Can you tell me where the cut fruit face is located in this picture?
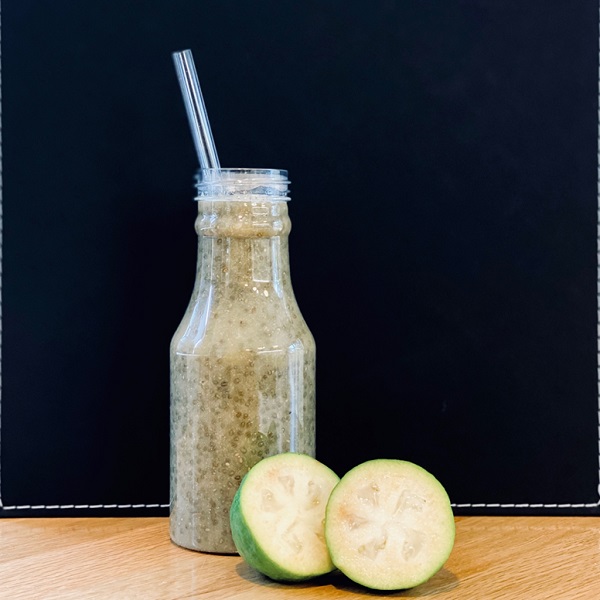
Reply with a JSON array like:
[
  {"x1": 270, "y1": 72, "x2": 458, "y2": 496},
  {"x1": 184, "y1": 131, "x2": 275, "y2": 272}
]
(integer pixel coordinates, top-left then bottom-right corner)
[
  {"x1": 230, "y1": 453, "x2": 340, "y2": 581},
  {"x1": 325, "y1": 459, "x2": 455, "y2": 590}
]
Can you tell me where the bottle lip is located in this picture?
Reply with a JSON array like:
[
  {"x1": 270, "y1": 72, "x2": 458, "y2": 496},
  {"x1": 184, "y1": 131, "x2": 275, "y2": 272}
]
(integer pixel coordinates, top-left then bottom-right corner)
[
  {"x1": 194, "y1": 167, "x2": 290, "y2": 201},
  {"x1": 197, "y1": 167, "x2": 289, "y2": 181}
]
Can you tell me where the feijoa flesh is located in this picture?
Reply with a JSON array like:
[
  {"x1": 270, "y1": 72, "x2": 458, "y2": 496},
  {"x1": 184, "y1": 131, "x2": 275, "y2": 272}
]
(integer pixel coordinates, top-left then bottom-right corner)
[{"x1": 325, "y1": 459, "x2": 455, "y2": 590}]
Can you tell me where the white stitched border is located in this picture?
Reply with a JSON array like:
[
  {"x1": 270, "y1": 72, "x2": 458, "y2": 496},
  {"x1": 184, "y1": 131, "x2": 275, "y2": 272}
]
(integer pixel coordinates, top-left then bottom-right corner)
[
  {"x1": 0, "y1": 1, "x2": 4, "y2": 510},
  {"x1": 0, "y1": 504, "x2": 170, "y2": 510},
  {"x1": 597, "y1": 0, "x2": 600, "y2": 506},
  {"x1": 0, "y1": 5, "x2": 598, "y2": 513}
]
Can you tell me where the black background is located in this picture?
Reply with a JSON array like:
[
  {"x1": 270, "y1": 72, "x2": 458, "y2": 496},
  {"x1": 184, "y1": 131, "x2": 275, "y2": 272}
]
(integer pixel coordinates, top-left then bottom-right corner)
[{"x1": 2, "y1": 0, "x2": 598, "y2": 516}]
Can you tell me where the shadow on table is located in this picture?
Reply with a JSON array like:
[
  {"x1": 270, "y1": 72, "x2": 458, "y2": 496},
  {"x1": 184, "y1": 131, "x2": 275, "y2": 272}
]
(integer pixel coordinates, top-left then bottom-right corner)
[{"x1": 235, "y1": 562, "x2": 459, "y2": 596}]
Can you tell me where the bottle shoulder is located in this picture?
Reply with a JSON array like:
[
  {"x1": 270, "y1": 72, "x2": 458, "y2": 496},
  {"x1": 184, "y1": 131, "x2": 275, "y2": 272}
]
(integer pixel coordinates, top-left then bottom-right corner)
[{"x1": 171, "y1": 290, "x2": 314, "y2": 356}]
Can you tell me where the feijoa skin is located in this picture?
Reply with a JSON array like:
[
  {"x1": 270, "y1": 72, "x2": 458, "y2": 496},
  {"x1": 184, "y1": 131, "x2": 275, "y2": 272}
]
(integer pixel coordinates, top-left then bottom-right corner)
[{"x1": 230, "y1": 453, "x2": 340, "y2": 581}]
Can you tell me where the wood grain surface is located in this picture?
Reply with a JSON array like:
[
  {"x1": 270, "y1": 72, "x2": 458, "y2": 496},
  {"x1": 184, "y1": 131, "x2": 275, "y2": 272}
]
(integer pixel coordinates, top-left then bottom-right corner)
[{"x1": 0, "y1": 517, "x2": 598, "y2": 599}]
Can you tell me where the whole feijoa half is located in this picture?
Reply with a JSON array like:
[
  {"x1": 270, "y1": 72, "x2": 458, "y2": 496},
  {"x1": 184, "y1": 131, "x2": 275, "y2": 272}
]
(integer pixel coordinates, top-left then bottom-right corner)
[
  {"x1": 325, "y1": 459, "x2": 455, "y2": 590},
  {"x1": 230, "y1": 452, "x2": 340, "y2": 581}
]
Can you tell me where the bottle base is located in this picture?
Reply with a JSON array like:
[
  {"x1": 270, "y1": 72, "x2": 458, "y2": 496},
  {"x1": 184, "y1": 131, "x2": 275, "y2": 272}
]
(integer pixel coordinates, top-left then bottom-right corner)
[{"x1": 170, "y1": 535, "x2": 239, "y2": 555}]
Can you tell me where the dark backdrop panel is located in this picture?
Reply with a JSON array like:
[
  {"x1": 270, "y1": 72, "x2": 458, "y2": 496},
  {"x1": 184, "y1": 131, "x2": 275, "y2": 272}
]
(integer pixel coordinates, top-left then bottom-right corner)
[{"x1": 2, "y1": 0, "x2": 598, "y2": 516}]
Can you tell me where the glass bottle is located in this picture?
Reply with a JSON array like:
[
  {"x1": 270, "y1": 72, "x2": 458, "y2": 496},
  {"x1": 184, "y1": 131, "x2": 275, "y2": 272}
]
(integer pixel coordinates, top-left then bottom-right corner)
[{"x1": 170, "y1": 168, "x2": 316, "y2": 553}]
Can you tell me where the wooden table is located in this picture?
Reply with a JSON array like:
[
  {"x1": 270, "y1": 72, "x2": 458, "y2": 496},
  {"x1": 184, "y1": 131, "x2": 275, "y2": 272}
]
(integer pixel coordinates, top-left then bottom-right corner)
[{"x1": 0, "y1": 516, "x2": 598, "y2": 599}]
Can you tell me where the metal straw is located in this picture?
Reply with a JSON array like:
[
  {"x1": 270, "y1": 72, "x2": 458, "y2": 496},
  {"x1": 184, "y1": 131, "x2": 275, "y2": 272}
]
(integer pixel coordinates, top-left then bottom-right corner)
[{"x1": 172, "y1": 49, "x2": 221, "y2": 170}]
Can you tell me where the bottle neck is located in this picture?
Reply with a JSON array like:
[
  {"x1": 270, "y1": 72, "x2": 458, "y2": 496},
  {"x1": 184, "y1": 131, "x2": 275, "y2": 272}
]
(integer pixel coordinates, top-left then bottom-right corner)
[
  {"x1": 195, "y1": 199, "x2": 291, "y2": 238},
  {"x1": 194, "y1": 200, "x2": 293, "y2": 292}
]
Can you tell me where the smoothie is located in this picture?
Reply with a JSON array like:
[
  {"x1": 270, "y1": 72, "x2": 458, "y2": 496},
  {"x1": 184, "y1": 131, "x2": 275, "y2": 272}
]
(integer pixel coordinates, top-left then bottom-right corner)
[{"x1": 170, "y1": 172, "x2": 316, "y2": 553}]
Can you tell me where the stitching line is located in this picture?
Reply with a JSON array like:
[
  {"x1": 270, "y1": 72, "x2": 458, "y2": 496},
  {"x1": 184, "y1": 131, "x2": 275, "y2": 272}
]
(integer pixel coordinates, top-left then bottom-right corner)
[
  {"x1": 597, "y1": 0, "x2": 600, "y2": 505},
  {"x1": 0, "y1": 1, "x2": 3, "y2": 510},
  {"x1": 0, "y1": 6, "x2": 599, "y2": 513},
  {"x1": 0, "y1": 504, "x2": 170, "y2": 510},
  {"x1": 452, "y1": 502, "x2": 600, "y2": 509}
]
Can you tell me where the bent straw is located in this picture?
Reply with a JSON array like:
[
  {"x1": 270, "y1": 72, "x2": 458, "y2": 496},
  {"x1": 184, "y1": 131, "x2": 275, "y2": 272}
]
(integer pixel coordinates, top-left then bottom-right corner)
[{"x1": 172, "y1": 49, "x2": 221, "y2": 171}]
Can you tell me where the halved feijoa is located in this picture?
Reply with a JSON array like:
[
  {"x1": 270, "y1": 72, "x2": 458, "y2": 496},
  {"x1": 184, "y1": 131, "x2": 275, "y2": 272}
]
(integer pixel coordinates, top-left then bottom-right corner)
[
  {"x1": 325, "y1": 459, "x2": 455, "y2": 590},
  {"x1": 230, "y1": 453, "x2": 340, "y2": 581}
]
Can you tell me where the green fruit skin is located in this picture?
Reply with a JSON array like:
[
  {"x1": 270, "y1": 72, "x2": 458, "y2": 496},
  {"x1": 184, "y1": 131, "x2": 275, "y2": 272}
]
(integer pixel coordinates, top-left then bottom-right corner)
[{"x1": 229, "y1": 468, "x2": 321, "y2": 582}]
